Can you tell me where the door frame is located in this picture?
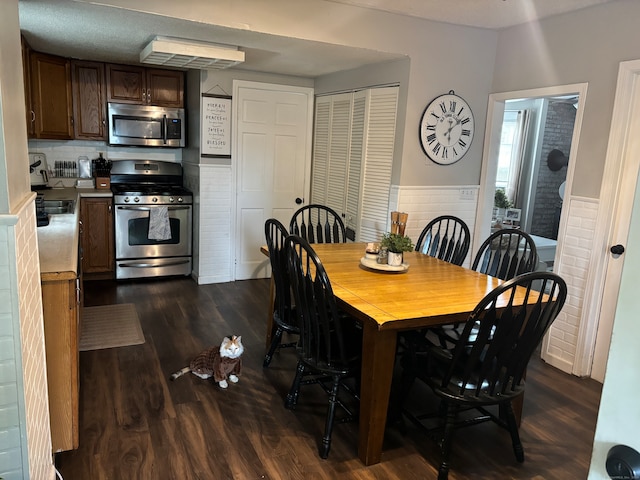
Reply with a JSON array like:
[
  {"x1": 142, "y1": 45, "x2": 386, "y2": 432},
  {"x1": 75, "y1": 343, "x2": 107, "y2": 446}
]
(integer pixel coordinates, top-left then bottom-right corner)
[
  {"x1": 231, "y1": 80, "x2": 314, "y2": 280},
  {"x1": 476, "y1": 82, "x2": 589, "y2": 372},
  {"x1": 475, "y1": 83, "x2": 587, "y2": 255},
  {"x1": 575, "y1": 59, "x2": 640, "y2": 380}
]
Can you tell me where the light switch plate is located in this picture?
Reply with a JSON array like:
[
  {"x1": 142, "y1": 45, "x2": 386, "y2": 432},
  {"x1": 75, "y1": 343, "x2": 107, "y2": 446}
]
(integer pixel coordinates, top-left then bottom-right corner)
[{"x1": 459, "y1": 188, "x2": 476, "y2": 200}]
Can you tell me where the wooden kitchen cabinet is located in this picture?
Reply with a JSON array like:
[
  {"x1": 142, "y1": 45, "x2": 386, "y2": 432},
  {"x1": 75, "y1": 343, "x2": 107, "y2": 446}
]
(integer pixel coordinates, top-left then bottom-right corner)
[
  {"x1": 71, "y1": 60, "x2": 107, "y2": 140},
  {"x1": 42, "y1": 274, "x2": 81, "y2": 453},
  {"x1": 106, "y1": 63, "x2": 184, "y2": 107},
  {"x1": 146, "y1": 68, "x2": 184, "y2": 107},
  {"x1": 80, "y1": 197, "x2": 114, "y2": 279},
  {"x1": 29, "y1": 51, "x2": 74, "y2": 139}
]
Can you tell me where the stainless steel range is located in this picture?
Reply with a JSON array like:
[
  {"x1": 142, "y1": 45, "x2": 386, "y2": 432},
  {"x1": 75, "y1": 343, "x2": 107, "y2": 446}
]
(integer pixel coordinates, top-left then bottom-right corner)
[{"x1": 111, "y1": 159, "x2": 192, "y2": 280}]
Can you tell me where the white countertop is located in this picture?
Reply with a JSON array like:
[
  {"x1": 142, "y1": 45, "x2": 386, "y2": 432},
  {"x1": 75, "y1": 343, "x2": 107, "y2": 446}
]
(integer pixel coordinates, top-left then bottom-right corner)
[
  {"x1": 529, "y1": 234, "x2": 557, "y2": 264},
  {"x1": 37, "y1": 187, "x2": 112, "y2": 279}
]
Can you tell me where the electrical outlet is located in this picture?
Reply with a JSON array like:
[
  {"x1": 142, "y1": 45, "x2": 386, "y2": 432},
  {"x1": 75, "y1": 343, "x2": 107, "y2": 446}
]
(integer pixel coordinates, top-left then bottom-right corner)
[{"x1": 459, "y1": 188, "x2": 476, "y2": 200}]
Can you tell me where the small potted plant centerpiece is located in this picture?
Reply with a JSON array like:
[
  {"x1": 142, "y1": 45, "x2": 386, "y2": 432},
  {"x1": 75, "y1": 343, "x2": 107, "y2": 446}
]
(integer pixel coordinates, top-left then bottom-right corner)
[{"x1": 380, "y1": 232, "x2": 414, "y2": 266}]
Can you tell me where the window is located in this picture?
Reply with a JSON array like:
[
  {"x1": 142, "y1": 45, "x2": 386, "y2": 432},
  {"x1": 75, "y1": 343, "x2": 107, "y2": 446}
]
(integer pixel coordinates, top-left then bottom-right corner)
[{"x1": 496, "y1": 109, "x2": 530, "y2": 205}]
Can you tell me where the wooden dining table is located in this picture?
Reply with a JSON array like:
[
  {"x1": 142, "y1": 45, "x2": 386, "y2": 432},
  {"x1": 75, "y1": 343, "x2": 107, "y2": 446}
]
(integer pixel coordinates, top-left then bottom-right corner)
[{"x1": 261, "y1": 242, "x2": 513, "y2": 466}]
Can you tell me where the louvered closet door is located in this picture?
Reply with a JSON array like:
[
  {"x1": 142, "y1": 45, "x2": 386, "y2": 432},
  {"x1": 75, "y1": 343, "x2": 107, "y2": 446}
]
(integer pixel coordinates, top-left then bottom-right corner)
[
  {"x1": 345, "y1": 93, "x2": 365, "y2": 238},
  {"x1": 311, "y1": 93, "x2": 352, "y2": 216},
  {"x1": 311, "y1": 97, "x2": 330, "y2": 205},
  {"x1": 310, "y1": 86, "x2": 398, "y2": 242},
  {"x1": 358, "y1": 86, "x2": 399, "y2": 242}
]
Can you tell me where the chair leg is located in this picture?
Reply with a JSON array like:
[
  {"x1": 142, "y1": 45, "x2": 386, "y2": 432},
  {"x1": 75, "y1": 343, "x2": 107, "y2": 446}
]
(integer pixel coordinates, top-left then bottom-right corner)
[
  {"x1": 437, "y1": 403, "x2": 457, "y2": 480},
  {"x1": 263, "y1": 325, "x2": 284, "y2": 367},
  {"x1": 320, "y1": 375, "x2": 340, "y2": 459},
  {"x1": 285, "y1": 361, "x2": 305, "y2": 410},
  {"x1": 503, "y1": 401, "x2": 525, "y2": 462}
]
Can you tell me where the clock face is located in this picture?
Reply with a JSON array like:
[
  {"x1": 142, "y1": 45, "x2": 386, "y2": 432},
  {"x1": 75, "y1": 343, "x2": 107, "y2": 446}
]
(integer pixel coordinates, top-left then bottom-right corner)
[{"x1": 419, "y1": 93, "x2": 474, "y2": 165}]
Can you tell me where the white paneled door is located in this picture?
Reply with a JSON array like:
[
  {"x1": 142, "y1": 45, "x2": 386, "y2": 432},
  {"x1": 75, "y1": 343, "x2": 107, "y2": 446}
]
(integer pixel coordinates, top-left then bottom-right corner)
[
  {"x1": 587, "y1": 60, "x2": 640, "y2": 382},
  {"x1": 233, "y1": 81, "x2": 313, "y2": 280}
]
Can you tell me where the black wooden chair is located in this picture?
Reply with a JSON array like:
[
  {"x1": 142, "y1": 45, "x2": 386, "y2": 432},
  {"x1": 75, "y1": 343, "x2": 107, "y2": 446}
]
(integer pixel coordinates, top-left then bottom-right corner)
[
  {"x1": 414, "y1": 215, "x2": 470, "y2": 266},
  {"x1": 398, "y1": 271, "x2": 567, "y2": 480},
  {"x1": 289, "y1": 204, "x2": 347, "y2": 243},
  {"x1": 430, "y1": 228, "x2": 540, "y2": 348},
  {"x1": 263, "y1": 219, "x2": 300, "y2": 367},
  {"x1": 398, "y1": 216, "x2": 471, "y2": 355},
  {"x1": 472, "y1": 228, "x2": 538, "y2": 280},
  {"x1": 284, "y1": 234, "x2": 361, "y2": 459}
]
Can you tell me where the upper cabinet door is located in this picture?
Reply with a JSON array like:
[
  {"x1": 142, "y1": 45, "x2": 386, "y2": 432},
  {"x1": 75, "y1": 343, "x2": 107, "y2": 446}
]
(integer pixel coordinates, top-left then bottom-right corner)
[
  {"x1": 106, "y1": 64, "x2": 145, "y2": 104},
  {"x1": 106, "y1": 64, "x2": 184, "y2": 107},
  {"x1": 146, "y1": 69, "x2": 184, "y2": 107},
  {"x1": 30, "y1": 52, "x2": 73, "y2": 140},
  {"x1": 72, "y1": 60, "x2": 106, "y2": 140}
]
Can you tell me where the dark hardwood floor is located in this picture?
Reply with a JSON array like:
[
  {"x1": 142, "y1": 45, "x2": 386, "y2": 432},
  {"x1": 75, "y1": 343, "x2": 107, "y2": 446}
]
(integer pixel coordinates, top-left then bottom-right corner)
[{"x1": 56, "y1": 276, "x2": 602, "y2": 479}]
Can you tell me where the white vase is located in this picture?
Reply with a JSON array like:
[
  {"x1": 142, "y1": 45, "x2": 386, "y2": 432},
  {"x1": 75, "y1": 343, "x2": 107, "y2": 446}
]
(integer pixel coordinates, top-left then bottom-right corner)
[{"x1": 388, "y1": 252, "x2": 403, "y2": 266}]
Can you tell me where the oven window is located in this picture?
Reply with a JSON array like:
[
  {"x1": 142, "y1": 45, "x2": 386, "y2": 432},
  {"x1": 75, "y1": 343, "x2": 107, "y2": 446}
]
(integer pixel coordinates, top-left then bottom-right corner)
[
  {"x1": 113, "y1": 116, "x2": 163, "y2": 140},
  {"x1": 128, "y1": 217, "x2": 181, "y2": 245}
]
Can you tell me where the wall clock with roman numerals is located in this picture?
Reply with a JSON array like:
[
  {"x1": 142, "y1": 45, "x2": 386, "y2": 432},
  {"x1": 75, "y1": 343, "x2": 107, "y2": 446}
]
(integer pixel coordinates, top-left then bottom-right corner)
[{"x1": 419, "y1": 91, "x2": 474, "y2": 165}]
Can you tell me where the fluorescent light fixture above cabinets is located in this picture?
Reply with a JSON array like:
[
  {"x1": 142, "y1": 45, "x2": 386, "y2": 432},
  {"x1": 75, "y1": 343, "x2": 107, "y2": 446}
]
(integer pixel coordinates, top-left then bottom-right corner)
[{"x1": 140, "y1": 36, "x2": 245, "y2": 69}]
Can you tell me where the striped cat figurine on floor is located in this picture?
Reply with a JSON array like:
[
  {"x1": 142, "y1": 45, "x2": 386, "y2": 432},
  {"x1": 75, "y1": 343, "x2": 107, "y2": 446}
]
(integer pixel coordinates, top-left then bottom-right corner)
[{"x1": 170, "y1": 335, "x2": 244, "y2": 388}]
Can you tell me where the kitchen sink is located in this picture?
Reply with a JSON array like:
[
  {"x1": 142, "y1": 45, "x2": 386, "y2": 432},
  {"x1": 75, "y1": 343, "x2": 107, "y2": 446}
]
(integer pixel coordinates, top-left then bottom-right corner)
[{"x1": 42, "y1": 199, "x2": 75, "y2": 215}]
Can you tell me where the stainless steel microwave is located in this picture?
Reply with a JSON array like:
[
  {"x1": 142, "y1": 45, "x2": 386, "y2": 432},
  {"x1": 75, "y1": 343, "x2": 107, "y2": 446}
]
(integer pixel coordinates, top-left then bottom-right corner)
[{"x1": 107, "y1": 103, "x2": 185, "y2": 147}]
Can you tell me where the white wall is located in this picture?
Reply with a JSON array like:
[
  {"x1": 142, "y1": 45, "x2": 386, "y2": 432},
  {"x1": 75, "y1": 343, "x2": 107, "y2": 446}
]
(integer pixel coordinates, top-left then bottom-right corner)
[
  {"x1": 493, "y1": 0, "x2": 640, "y2": 200},
  {"x1": 80, "y1": 0, "x2": 499, "y2": 188}
]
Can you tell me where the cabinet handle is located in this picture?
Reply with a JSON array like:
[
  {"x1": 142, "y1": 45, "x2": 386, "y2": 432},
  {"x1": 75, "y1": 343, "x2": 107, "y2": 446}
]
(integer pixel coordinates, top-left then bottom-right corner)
[
  {"x1": 75, "y1": 278, "x2": 81, "y2": 305},
  {"x1": 30, "y1": 110, "x2": 35, "y2": 123}
]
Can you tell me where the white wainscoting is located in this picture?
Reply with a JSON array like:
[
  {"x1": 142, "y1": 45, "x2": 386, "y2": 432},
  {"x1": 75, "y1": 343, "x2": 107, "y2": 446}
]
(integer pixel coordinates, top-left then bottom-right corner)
[
  {"x1": 1, "y1": 198, "x2": 55, "y2": 480},
  {"x1": 185, "y1": 163, "x2": 233, "y2": 284},
  {"x1": 389, "y1": 185, "x2": 479, "y2": 268},
  {"x1": 541, "y1": 196, "x2": 598, "y2": 373}
]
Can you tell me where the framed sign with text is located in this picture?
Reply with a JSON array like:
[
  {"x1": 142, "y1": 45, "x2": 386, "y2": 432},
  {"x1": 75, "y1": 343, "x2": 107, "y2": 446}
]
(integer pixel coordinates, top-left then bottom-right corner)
[{"x1": 201, "y1": 94, "x2": 232, "y2": 157}]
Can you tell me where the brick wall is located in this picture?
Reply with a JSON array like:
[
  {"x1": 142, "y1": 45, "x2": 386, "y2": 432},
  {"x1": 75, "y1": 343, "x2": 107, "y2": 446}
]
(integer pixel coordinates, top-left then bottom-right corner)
[
  {"x1": 1, "y1": 202, "x2": 55, "y2": 480},
  {"x1": 530, "y1": 101, "x2": 575, "y2": 239},
  {"x1": 185, "y1": 163, "x2": 233, "y2": 284},
  {"x1": 541, "y1": 197, "x2": 598, "y2": 373}
]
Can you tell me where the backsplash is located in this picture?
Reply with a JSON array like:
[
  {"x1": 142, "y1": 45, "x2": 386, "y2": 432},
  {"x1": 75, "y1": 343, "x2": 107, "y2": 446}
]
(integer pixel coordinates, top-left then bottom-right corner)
[{"x1": 27, "y1": 139, "x2": 183, "y2": 187}]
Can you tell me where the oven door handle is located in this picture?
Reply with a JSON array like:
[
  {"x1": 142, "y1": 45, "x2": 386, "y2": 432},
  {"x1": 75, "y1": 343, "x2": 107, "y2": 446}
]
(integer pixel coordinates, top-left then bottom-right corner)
[
  {"x1": 118, "y1": 259, "x2": 191, "y2": 268},
  {"x1": 116, "y1": 205, "x2": 191, "y2": 211}
]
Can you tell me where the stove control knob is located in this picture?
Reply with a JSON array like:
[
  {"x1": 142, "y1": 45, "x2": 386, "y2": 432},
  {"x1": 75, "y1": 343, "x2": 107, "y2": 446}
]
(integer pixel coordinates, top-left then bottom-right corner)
[
  {"x1": 124, "y1": 197, "x2": 130, "y2": 203},
  {"x1": 152, "y1": 197, "x2": 158, "y2": 203},
  {"x1": 134, "y1": 197, "x2": 139, "y2": 203},
  {"x1": 169, "y1": 197, "x2": 175, "y2": 203},
  {"x1": 178, "y1": 197, "x2": 184, "y2": 203}
]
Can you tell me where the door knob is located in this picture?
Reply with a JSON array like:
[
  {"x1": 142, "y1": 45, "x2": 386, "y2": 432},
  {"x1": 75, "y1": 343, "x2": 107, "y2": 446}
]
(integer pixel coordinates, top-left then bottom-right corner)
[
  {"x1": 295, "y1": 197, "x2": 303, "y2": 205},
  {"x1": 610, "y1": 244, "x2": 625, "y2": 255}
]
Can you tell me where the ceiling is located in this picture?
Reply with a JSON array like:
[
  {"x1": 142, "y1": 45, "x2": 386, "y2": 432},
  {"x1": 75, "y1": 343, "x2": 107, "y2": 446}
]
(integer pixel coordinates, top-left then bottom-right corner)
[
  {"x1": 18, "y1": 0, "x2": 618, "y2": 78},
  {"x1": 329, "y1": 0, "x2": 616, "y2": 29}
]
